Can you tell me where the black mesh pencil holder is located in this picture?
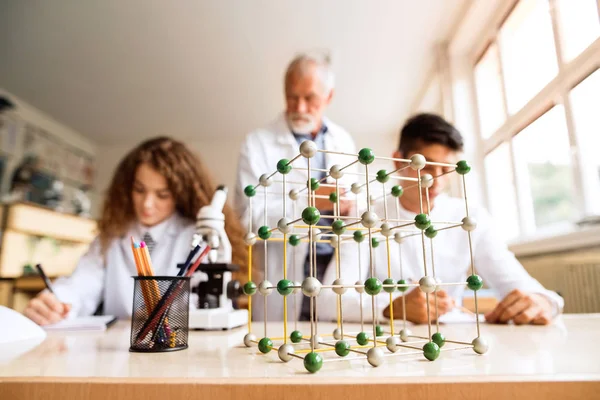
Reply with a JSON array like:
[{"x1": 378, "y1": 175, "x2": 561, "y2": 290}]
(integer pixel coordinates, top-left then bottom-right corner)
[{"x1": 129, "y1": 276, "x2": 190, "y2": 353}]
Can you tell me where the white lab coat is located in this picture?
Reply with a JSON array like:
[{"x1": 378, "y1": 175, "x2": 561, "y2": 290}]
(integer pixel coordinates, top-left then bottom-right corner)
[
  {"x1": 52, "y1": 213, "x2": 196, "y2": 318},
  {"x1": 235, "y1": 113, "x2": 359, "y2": 321},
  {"x1": 327, "y1": 193, "x2": 565, "y2": 322}
]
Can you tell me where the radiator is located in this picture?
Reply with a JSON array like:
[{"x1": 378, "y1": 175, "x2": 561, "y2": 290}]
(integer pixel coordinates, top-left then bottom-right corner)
[{"x1": 519, "y1": 250, "x2": 600, "y2": 314}]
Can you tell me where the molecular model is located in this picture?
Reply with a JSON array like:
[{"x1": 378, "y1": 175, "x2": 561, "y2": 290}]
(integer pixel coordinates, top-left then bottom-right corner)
[{"x1": 240, "y1": 140, "x2": 488, "y2": 373}]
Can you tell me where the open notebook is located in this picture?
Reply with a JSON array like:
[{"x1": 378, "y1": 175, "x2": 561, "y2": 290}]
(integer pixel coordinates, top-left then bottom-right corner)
[{"x1": 43, "y1": 315, "x2": 118, "y2": 331}]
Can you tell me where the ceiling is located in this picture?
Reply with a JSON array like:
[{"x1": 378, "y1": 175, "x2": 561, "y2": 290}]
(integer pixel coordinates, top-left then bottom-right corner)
[{"x1": 0, "y1": 0, "x2": 468, "y2": 145}]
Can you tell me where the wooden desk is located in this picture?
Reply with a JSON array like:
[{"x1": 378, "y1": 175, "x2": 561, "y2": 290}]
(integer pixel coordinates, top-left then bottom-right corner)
[{"x1": 1, "y1": 315, "x2": 599, "y2": 399}]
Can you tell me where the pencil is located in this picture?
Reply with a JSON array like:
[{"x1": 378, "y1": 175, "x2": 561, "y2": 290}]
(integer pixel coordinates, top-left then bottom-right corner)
[
  {"x1": 139, "y1": 241, "x2": 162, "y2": 306},
  {"x1": 131, "y1": 237, "x2": 154, "y2": 315},
  {"x1": 135, "y1": 245, "x2": 211, "y2": 344}
]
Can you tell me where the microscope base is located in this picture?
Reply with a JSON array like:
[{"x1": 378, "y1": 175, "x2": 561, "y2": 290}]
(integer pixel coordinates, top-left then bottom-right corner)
[{"x1": 189, "y1": 308, "x2": 248, "y2": 330}]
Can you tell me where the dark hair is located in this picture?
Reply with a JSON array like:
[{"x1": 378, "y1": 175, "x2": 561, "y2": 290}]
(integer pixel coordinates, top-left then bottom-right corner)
[{"x1": 398, "y1": 113, "x2": 464, "y2": 155}]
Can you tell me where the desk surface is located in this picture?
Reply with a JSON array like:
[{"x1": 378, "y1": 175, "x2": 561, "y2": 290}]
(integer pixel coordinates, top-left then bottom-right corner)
[{"x1": 1, "y1": 314, "x2": 599, "y2": 400}]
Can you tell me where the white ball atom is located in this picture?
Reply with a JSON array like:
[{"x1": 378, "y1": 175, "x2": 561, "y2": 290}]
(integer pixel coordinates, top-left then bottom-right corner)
[
  {"x1": 394, "y1": 232, "x2": 404, "y2": 244},
  {"x1": 399, "y1": 328, "x2": 412, "y2": 342},
  {"x1": 420, "y1": 173, "x2": 434, "y2": 188},
  {"x1": 333, "y1": 328, "x2": 342, "y2": 340},
  {"x1": 258, "y1": 280, "x2": 273, "y2": 296},
  {"x1": 278, "y1": 343, "x2": 295, "y2": 362},
  {"x1": 351, "y1": 183, "x2": 362, "y2": 194},
  {"x1": 299, "y1": 140, "x2": 318, "y2": 158},
  {"x1": 355, "y1": 280, "x2": 365, "y2": 293},
  {"x1": 277, "y1": 217, "x2": 291, "y2": 234},
  {"x1": 329, "y1": 235, "x2": 340, "y2": 248},
  {"x1": 301, "y1": 277, "x2": 322, "y2": 297},
  {"x1": 419, "y1": 276, "x2": 437, "y2": 293},
  {"x1": 244, "y1": 232, "x2": 257, "y2": 246},
  {"x1": 312, "y1": 228, "x2": 323, "y2": 240},
  {"x1": 367, "y1": 347, "x2": 385, "y2": 367},
  {"x1": 332, "y1": 278, "x2": 347, "y2": 295},
  {"x1": 472, "y1": 337, "x2": 489, "y2": 354},
  {"x1": 259, "y1": 173, "x2": 272, "y2": 187},
  {"x1": 243, "y1": 332, "x2": 256, "y2": 347},
  {"x1": 329, "y1": 164, "x2": 344, "y2": 180},
  {"x1": 462, "y1": 216, "x2": 478, "y2": 231},
  {"x1": 361, "y1": 211, "x2": 379, "y2": 228},
  {"x1": 380, "y1": 223, "x2": 392, "y2": 237},
  {"x1": 410, "y1": 154, "x2": 427, "y2": 171},
  {"x1": 311, "y1": 335, "x2": 323, "y2": 349},
  {"x1": 386, "y1": 336, "x2": 400, "y2": 353},
  {"x1": 289, "y1": 189, "x2": 299, "y2": 201}
]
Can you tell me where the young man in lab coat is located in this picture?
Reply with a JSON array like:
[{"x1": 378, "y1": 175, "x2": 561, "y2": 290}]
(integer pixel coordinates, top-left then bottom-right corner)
[
  {"x1": 341, "y1": 113, "x2": 563, "y2": 325},
  {"x1": 235, "y1": 53, "x2": 357, "y2": 321}
]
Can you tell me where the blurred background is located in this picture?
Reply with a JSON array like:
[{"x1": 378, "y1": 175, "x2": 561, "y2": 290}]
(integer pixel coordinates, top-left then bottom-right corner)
[{"x1": 0, "y1": 0, "x2": 599, "y2": 312}]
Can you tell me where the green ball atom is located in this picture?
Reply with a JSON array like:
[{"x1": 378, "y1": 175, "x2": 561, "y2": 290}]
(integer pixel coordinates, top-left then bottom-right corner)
[
  {"x1": 289, "y1": 234, "x2": 301, "y2": 246},
  {"x1": 414, "y1": 213, "x2": 431, "y2": 230},
  {"x1": 335, "y1": 340, "x2": 350, "y2": 357},
  {"x1": 358, "y1": 148, "x2": 375, "y2": 165},
  {"x1": 397, "y1": 279, "x2": 409, "y2": 292},
  {"x1": 371, "y1": 237, "x2": 380, "y2": 248},
  {"x1": 425, "y1": 226, "x2": 438, "y2": 239},
  {"x1": 258, "y1": 337, "x2": 273, "y2": 354},
  {"x1": 391, "y1": 185, "x2": 403, "y2": 197},
  {"x1": 364, "y1": 277, "x2": 382, "y2": 295},
  {"x1": 423, "y1": 341, "x2": 440, "y2": 361},
  {"x1": 332, "y1": 219, "x2": 346, "y2": 235},
  {"x1": 308, "y1": 177, "x2": 320, "y2": 191},
  {"x1": 353, "y1": 230, "x2": 365, "y2": 243},
  {"x1": 432, "y1": 332, "x2": 446, "y2": 348},
  {"x1": 258, "y1": 226, "x2": 271, "y2": 240},
  {"x1": 466, "y1": 274, "x2": 483, "y2": 291},
  {"x1": 304, "y1": 352, "x2": 323, "y2": 373},
  {"x1": 302, "y1": 207, "x2": 321, "y2": 225},
  {"x1": 243, "y1": 281, "x2": 257, "y2": 296},
  {"x1": 376, "y1": 325, "x2": 384, "y2": 337},
  {"x1": 329, "y1": 192, "x2": 338, "y2": 203},
  {"x1": 356, "y1": 332, "x2": 369, "y2": 346},
  {"x1": 382, "y1": 278, "x2": 396, "y2": 293},
  {"x1": 456, "y1": 160, "x2": 471, "y2": 175},
  {"x1": 376, "y1": 169, "x2": 389, "y2": 183},
  {"x1": 277, "y1": 279, "x2": 294, "y2": 296},
  {"x1": 290, "y1": 330, "x2": 303, "y2": 343},
  {"x1": 277, "y1": 159, "x2": 292, "y2": 174},
  {"x1": 244, "y1": 185, "x2": 256, "y2": 197}
]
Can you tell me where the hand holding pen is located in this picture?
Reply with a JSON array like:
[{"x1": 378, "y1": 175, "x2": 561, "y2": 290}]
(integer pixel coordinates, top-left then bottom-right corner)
[{"x1": 23, "y1": 264, "x2": 71, "y2": 325}]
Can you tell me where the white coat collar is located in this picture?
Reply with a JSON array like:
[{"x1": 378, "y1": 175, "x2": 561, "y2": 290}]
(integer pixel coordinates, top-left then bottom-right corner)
[
  {"x1": 273, "y1": 112, "x2": 342, "y2": 152},
  {"x1": 120, "y1": 213, "x2": 190, "y2": 252}
]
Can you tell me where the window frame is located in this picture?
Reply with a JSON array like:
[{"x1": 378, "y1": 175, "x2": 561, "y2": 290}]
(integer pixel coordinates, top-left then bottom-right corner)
[{"x1": 470, "y1": 0, "x2": 600, "y2": 239}]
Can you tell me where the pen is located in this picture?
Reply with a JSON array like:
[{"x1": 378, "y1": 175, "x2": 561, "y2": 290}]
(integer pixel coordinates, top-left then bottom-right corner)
[
  {"x1": 36, "y1": 264, "x2": 56, "y2": 296},
  {"x1": 135, "y1": 245, "x2": 211, "y2": 344}
]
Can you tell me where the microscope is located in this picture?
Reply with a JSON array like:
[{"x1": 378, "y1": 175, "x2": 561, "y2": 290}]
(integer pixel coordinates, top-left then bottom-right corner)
[{"x1": 188, "y1": 185, "x2": 248, "y2": 330}]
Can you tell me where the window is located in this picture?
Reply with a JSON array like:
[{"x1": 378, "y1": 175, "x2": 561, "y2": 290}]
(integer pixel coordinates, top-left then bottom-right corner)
[
  {"x1": 485, "y1": 143, "x2": 520, "y2": 240},
  {"x1": 474, "y1": 44, "x2": 506, "y2": 139},
  {"x1": 512, "y1": 106, "x2": 577, "y2": 231},
  {"x1": 556, "y1": 0, "x2": 600, "y2": 63},
  {"x1": 570, "y1": 69, "x2": 600, "y2": 215},
  {"x1": 470, "y1": 0, "x2": 600, "y2": 241},
  {"x1": 499, "y1": 0, "x2": 558, "y2": 114}
]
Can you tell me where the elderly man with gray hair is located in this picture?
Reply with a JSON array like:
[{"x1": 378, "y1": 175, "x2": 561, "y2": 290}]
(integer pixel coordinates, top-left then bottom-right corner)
[{"x1": 235, "y1": 52, "x2": 358, "y2": 322}]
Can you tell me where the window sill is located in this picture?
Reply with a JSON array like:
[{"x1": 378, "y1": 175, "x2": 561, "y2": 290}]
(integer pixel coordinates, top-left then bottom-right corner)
[{"x1": 508, "y1": 224, "x2": 600, "y2": 257}]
